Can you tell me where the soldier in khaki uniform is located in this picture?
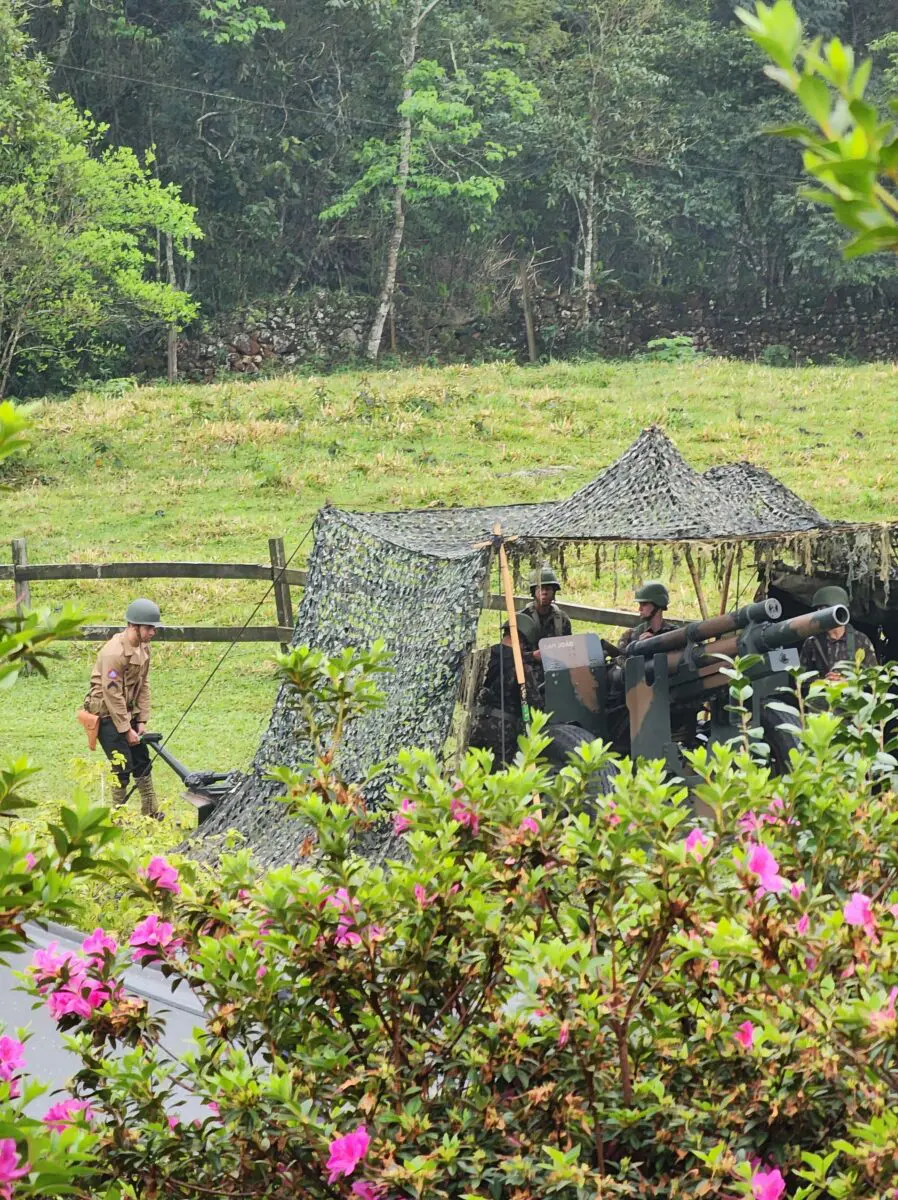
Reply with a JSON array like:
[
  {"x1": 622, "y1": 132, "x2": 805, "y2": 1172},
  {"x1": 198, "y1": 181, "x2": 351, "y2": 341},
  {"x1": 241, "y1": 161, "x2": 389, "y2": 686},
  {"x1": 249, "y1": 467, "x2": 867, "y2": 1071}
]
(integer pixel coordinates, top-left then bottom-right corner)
[
  {"x1": 616, "y1": 581, "x2": 676, "y2": 654},
  {"x1": 799, "y1": 585, "x2": 878, "y2": 679},
  {"x1": 83, "y1": 598, "x2": 163, "y2": 817}
]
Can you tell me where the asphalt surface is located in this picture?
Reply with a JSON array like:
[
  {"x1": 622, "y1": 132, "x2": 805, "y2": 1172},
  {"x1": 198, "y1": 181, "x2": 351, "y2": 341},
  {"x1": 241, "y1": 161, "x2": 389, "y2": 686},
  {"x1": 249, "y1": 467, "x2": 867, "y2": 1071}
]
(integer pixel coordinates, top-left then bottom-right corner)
[{"x1": 2, "y1": 921, "x2": 206, "y2": 1109}]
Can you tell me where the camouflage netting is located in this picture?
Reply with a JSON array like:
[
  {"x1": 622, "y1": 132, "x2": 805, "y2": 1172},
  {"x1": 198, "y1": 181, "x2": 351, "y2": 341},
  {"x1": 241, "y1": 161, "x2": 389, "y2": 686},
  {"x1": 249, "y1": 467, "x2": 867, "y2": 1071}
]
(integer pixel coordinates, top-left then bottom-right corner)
[
  {"x1": 196, "y1": 425, "x2": 897, "y2": 867},
  {"x1": 196, "y1": 506, "x2": 491, "y2": 868}
]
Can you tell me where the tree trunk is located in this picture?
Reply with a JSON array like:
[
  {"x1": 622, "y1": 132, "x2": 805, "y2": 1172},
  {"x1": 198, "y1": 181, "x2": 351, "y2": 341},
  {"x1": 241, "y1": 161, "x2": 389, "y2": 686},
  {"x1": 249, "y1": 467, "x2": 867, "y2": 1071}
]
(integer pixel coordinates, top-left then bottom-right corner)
[
  {"x1": 519, "y1": 262, "x2": 537, "y2": 364},
  {"x1": 579, "y1": 172, "x2": 597, "y2": 329},
  {"x1": 365, "y1": 0, "x2": 425, "y2": 362},
  {"x1": 165, "y1": 232, "x2": 178, "y2": 384}
]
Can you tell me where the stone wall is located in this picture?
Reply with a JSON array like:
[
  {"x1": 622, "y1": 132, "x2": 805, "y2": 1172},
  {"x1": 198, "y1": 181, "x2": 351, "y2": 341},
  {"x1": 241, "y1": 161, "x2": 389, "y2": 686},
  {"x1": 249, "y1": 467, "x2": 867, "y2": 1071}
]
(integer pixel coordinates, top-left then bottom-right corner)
[{"x1": 180, "y1": 284, "x2": 898, "y2": 375}]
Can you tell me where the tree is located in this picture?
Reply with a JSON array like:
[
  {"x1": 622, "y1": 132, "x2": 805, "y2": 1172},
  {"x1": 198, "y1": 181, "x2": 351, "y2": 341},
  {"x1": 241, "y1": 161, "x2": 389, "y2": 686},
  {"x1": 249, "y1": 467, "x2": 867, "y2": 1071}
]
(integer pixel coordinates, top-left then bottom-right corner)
[
  {"x1": 0, "y1": 0, "x2": 201, "y2": 395},
  {"x1": 320, "y1": 0, "x2": 538, "y2": 360}
]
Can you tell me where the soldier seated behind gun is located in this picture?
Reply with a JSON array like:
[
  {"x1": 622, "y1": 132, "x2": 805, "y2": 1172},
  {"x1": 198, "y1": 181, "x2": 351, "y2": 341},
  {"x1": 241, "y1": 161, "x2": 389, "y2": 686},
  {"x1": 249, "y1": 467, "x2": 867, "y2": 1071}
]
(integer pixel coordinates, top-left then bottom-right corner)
[
  {"x1": 520, "y1": 566, "x2": 572, "y2": 684},
  {"x1": 469, "y1": 613, "x2": 541, "y2": 767},
  {"x1": 616, "y1": 581, "x2": 677, "y2": 654},
  {"x1": 799, "y1": 585, "x2": 878, "y2": 680}
]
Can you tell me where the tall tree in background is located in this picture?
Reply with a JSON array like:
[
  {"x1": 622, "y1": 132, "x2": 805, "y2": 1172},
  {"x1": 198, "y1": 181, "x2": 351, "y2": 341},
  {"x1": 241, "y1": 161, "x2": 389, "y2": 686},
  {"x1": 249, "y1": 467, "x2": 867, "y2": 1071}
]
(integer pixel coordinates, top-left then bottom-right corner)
[
  {"x1": 319, "y1": 0, "x2": 538, "y2": 359},
  {"x1": 0, "y1": 0, "x2": 200, "y2": 394}
]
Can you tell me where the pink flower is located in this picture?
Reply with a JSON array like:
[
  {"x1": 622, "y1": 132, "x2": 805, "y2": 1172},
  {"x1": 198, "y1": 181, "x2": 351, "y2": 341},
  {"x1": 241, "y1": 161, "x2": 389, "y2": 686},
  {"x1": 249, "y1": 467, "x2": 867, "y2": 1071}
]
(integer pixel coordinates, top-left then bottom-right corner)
[
  {"x1": 29, "y1": 943, "x2": 82, "y2": 992},
  {"x1": 450, "y1": 796, "x2": 480, "y2": 836},
  {"x1": 869, "y1": 986, "x2": 898, "y2": 1029},
  {"x1": 43, "y1": 1098, "x2": 94, "y2": 1132},
  {"x1": 47, "y1": 979, "x2": 109, "y2": 1021},
  {"x1": 708, "y1": 959, "x2": 720, "y2": 975},
  {"x1": 327, "y1": 888, "x2": 354, "y2": 915},
  {"x1": 335, "y1": 921, "x2": 362, "y2": 948},
  {"x1": 414, "y1": 884, "x2": 435, "y2": 907},
  {"x1": 796, "y1": 914, "x2": 810, "y2": 936},
  {"x1": 607, "y1": 802, "x2": 621, "y2": 827},
  {"x1": 393, "y1": 798, "x2": 415, "y2": 835},
  {"x1": 751, "y1": 1166, "x2": 786, "y2": 1200},
  {"x1": 326, "y1": 1125, "x2": 370, "y2": 1183},
  {"x1": 207, "y1": 1102, "x2": 219, "y2": 1117},
  {"x1": 0, "y1": 1038, "x2": 24, "y2": 1099},
  {"x1": 733, "y1": 1020, "x2": 755, "y2": 1048},
  {"x1": 745, "y1": 844, "x2": 787, "y2": 896},
  {"x1": 790, "y1": 880, "x2": 806, "y2": 900},
  {"x1": 0, "y1": 1139, "x2": 28, "y2": 1192},
  {"x1": 519, "y1": 815, "x2": 540, "y2": 835},
  {"x1": 684, "y1": 829, "x2": 710, "y2": 859},
  {"x1": 739, "y1": 811, "x2": 761, "y2": 835},
  {"x1": 844, "y1": 892, "x2": 877, "y2": 939},
  {"x1": 140, "y1": 856, "x2": 181, "y2": 895},
  {"x1": 81, "y1": 928, "x2": 118, "y2": 963},
  {"x1": 167, "y1": 1116, "x2": 180, "y2": 1130},
  {"x1": 130, "y1": 914, "x2": 182, "y2": 963},
  {"x1": 557, "y1": 1021, "x2": 570, "y2": 1048},
  {"x1": 24, "y1": 853, "x2": 36, "y2": 870},
  {"x1": 351, "y1": 1183, "x2": 382, "y2": 1200}
]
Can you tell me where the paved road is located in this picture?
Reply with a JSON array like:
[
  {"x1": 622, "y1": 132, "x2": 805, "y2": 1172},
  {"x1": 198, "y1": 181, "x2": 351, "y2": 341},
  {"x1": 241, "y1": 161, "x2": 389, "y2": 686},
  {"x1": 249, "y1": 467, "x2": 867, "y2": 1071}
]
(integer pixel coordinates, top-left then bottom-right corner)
[{"x1": 2, "y1": 921, "x2": 206, "y2": 1112}]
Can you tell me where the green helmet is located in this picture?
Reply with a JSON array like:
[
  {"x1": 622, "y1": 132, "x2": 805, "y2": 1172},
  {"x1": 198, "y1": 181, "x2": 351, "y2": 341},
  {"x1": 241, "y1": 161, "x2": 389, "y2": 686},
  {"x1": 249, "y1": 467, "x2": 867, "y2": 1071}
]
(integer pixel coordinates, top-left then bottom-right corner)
[
  {"x1": 529, "y1": 565, "x2": 561, "y2": 593},
  {"x1": 635, "y1": 580, "x2": 669, "y2": 609},
  {"x1": 125, "y1": 598, "x2": 162, "y2": 626},
  {"x1": 812, "y1": 585, "x2": 849, "y2": 609},
  {"x1": 502, "y1": 611, "x2": 540, "y2": 647}
]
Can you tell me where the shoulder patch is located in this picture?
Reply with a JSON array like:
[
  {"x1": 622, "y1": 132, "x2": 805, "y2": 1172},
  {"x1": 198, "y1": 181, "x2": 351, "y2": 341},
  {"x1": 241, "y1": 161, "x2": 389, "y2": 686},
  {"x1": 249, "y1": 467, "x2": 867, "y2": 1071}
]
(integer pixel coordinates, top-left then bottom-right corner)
[{"x1": 107, "y1": 669, "x2": 119, "y2": 679}]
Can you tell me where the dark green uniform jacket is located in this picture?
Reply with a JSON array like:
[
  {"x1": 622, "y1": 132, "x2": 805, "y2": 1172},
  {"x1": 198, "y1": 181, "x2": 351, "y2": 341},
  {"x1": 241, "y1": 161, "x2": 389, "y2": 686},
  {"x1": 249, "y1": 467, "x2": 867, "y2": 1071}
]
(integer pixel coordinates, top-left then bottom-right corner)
[
  {"x1": 799, "y1": 625, "x2": 877, "y2": 676},
  {"x1": 616, "y1": 619, "x2": 677, "y2": 655},
  {"x1": 521, "y1": 601, "x2": 572, "y2": 644}
]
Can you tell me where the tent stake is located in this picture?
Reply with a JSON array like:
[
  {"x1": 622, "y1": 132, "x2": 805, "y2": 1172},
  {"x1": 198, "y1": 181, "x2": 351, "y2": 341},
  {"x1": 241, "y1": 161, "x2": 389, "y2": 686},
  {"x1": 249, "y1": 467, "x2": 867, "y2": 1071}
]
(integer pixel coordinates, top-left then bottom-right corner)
[
  {"x1": 494, "y1": 526, "x2": 531, "y2": 728},
  {"x1": 684, "y1": 546, "x2": 710, "y2": 619},
  {"x1": 719, "y1": 549, "x2": 736, "y2": 614}
]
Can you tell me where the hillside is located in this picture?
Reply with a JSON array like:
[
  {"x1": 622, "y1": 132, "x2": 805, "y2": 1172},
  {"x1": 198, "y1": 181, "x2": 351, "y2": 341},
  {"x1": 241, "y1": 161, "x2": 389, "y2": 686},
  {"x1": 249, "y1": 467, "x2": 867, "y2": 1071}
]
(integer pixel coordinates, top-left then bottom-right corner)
[{"x1": 4, "y1": 358, "x2": 897, "y2": 812}]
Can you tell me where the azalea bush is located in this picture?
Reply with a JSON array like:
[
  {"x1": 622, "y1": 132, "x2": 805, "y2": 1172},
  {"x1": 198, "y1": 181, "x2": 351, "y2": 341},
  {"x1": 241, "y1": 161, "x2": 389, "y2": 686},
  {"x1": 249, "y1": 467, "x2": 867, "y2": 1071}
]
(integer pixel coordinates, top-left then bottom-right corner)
[{"x1": 5, "y1": 642, "x2": 898, "y2": 1198}]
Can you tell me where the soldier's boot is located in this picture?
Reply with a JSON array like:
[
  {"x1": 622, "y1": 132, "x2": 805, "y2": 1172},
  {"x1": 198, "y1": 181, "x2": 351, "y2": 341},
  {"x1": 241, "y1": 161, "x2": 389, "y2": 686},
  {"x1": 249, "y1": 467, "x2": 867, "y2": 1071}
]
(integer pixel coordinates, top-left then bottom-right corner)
[
  {"x1": 135, "y1": 773, "x2": 163, "y2": 821},
  {"x1": 111, "y1": 784, "x2": 128, "y2": 807}
]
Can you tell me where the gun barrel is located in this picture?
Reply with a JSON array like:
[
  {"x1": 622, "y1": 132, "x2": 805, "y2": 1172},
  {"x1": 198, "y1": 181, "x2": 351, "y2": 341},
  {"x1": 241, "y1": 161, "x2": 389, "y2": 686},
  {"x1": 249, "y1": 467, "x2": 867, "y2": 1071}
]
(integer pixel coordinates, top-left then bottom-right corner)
[
  {"x1": 662, "y1": 604, "x2": 850, "y2": 685},
  {"x1": 753, "y1": 604, "x2": 850, "y2": 652},
  {"x1": 626, "y1": 598, "x2": 782, "y2": 658}
]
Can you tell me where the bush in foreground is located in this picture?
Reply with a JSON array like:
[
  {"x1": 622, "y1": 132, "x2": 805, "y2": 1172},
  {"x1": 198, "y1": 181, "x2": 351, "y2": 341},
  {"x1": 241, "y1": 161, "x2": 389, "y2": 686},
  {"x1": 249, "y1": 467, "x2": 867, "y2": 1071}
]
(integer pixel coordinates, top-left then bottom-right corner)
[{"x1": 4, "y1": 640, "x2": 898, "y2": 1198}]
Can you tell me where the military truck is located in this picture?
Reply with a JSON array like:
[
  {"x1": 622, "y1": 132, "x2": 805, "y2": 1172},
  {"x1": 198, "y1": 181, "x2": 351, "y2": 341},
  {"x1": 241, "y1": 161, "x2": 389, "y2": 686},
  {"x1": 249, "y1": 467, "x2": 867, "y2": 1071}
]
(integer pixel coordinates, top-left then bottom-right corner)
[{"x1": 538, "y1": 599, "x2": 849, "y2": 779}]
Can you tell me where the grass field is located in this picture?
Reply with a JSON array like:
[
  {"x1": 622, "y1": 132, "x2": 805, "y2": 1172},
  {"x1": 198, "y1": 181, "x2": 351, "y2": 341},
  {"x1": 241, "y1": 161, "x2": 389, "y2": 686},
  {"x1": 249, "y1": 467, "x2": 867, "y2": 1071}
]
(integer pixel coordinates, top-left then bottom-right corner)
[{"x1": 4, "y1": 356, "x2": 898, "y2": 830}]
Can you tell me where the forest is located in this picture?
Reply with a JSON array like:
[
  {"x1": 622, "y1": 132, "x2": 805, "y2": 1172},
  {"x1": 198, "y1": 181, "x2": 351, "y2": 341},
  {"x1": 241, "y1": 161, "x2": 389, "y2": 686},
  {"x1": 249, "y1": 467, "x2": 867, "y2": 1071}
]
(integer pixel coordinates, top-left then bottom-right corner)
[{"x1": 4, "y1": 0, "x2": 898, "y2": 389}]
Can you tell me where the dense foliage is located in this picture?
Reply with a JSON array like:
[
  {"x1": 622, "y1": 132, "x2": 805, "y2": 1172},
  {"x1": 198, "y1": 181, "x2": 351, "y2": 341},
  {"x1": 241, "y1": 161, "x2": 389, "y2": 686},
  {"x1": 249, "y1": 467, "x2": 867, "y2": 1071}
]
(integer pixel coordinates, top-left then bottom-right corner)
[
  {"x1": 0, "y1": 2, "x2": 199, "y2": 395},
  {"x1": 6, "y1": 0, "x2": 896, "y2": 380},
  {"x1": 4, "y1": 625, "x2": 898, "y2": 1197}
]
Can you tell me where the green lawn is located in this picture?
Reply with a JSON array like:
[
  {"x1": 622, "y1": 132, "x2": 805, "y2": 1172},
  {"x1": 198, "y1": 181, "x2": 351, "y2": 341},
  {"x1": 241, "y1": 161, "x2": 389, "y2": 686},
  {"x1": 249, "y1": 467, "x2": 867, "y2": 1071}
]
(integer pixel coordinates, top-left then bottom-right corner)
[{"x1": 4, "y1": 357, "x2": 898, "y2": 826}]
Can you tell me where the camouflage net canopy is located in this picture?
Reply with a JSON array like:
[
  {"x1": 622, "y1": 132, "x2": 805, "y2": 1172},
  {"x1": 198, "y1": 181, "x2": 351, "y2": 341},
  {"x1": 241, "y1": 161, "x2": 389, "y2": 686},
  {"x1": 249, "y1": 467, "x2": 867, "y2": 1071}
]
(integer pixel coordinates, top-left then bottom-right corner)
[
  {"x1": 197, "y1": 425, "x2": 896, "y2": 866},
  {"x1": 197, "y1": 507, "x2": 491, "y2": 867}
]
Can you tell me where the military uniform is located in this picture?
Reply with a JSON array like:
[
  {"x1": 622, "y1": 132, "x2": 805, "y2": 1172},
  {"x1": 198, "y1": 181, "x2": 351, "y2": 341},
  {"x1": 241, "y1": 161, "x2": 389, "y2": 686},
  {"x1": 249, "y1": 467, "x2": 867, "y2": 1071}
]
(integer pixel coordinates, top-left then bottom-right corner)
[
  {"x1": 82, "y1": 597, "x2": 163, "y2": 817},
  {"x1": 616, "y1": 618, "x2": 678, "y2": 655},
  {"x1": 469, "y1": 643, "x2": 540, "y2": 767},
  {"x1": 84, "y1": 631, "x2": 153, "y2": 787},
  {"x1": 521, "y1": 600, "x2": 572, "y2": 643},
  {"x1": 799, "y1": 627, "x2": 877, "y2": 676}
]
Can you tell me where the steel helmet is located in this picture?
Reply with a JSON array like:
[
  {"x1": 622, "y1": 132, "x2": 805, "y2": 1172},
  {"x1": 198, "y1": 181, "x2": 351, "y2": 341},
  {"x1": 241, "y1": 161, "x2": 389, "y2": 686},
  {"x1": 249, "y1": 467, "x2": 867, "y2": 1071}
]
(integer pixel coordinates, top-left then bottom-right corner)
[
  {"x1": 125, "y1": 598, "x2": 162, "y2": 626},
  {"x1": 529, "y1": 565, "x2": 561, "y2": 593},
  {"x1": 514, "y1": 611, "x2": 540, "y2": 646},
  {"x1": 635, "y1": 580, "x2": 669, "y2": 609},
  {"x1": 812, "y1": 584, "x2": 849, "y2": 609}
]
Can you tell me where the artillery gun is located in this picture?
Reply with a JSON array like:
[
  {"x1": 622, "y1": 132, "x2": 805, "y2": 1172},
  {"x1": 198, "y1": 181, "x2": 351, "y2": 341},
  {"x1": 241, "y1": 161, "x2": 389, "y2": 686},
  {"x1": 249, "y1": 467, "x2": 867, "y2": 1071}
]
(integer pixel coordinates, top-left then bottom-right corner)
[{"x1": 539, "y1": 600, "x2": 850, "y2": 778}]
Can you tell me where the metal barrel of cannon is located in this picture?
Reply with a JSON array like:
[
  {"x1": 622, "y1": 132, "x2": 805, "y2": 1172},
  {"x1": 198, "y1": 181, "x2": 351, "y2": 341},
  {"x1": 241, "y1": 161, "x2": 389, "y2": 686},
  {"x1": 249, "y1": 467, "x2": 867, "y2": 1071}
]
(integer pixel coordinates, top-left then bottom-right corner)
[{"x1": 625, "y1": 598, "x2": 782, "y2": 658}]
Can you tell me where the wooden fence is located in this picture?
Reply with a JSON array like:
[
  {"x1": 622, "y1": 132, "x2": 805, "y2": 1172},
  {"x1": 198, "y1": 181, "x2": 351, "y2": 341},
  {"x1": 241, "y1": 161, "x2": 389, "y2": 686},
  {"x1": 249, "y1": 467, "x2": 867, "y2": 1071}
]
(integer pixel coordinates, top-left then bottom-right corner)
[{"x1": 7, "y1": 537, "x2": 651, "y2": 650}]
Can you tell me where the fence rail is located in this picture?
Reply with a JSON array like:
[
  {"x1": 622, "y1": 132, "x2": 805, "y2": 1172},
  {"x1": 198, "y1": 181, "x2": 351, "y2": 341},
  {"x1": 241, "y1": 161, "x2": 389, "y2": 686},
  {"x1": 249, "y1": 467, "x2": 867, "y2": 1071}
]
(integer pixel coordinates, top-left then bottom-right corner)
[{"x1": 9, "y1": 537, "x2": 675, "y2": 642}]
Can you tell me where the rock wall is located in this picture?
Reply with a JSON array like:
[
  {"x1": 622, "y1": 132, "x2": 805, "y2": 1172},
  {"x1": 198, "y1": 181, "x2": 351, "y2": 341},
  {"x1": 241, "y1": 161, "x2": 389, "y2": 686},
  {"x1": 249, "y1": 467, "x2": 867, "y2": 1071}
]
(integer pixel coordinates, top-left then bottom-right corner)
[{"x1": 180, "y1": 285, "x2": 898, "y2": 375}]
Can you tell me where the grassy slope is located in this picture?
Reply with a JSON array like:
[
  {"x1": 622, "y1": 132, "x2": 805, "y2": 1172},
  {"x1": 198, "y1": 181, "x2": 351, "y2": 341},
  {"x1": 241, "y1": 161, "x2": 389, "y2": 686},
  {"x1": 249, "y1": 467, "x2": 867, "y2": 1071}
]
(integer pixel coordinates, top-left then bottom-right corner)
[{"x1": 4, "y1": 357, "x2": 898, "y2": 821}]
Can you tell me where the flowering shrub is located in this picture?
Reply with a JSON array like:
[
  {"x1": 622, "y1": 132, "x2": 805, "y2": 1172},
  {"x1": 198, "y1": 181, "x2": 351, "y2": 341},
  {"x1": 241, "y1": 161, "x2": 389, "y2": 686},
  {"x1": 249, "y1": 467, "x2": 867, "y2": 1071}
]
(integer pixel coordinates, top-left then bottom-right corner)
[{"x1": 4, "y1": 641, "x2": 898, "y2": 1198}]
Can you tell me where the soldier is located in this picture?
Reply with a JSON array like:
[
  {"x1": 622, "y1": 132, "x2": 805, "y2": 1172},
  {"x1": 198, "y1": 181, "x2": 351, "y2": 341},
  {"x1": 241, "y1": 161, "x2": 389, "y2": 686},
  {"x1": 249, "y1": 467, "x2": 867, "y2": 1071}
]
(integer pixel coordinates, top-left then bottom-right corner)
[
  {"x1": 469, "y1": 613, "x2": 541, "y2": 766},
  {"x1": 82, "y1": 598, "x2": 163, "y2": 818},
  {"x1": 799, "y1": 585, "x2": 877, "y2": 680},
  {"x1": 616, "y1": 581, "x2": 677, "y2": 654},
  {"x1": 521, "y1": 566, "x2": 572, "y2": 669}
]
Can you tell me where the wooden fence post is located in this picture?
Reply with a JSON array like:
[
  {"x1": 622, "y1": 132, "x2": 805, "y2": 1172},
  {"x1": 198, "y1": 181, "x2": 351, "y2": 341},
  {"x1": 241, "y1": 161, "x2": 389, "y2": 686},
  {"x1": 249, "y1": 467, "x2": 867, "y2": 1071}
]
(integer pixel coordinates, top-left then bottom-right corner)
[
  {"x1": 269, "y1": 537, "x2": 294, "y2": 654},
  {"x1": 11, "y1": 538, "x2": 30, "y2": 616}
]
